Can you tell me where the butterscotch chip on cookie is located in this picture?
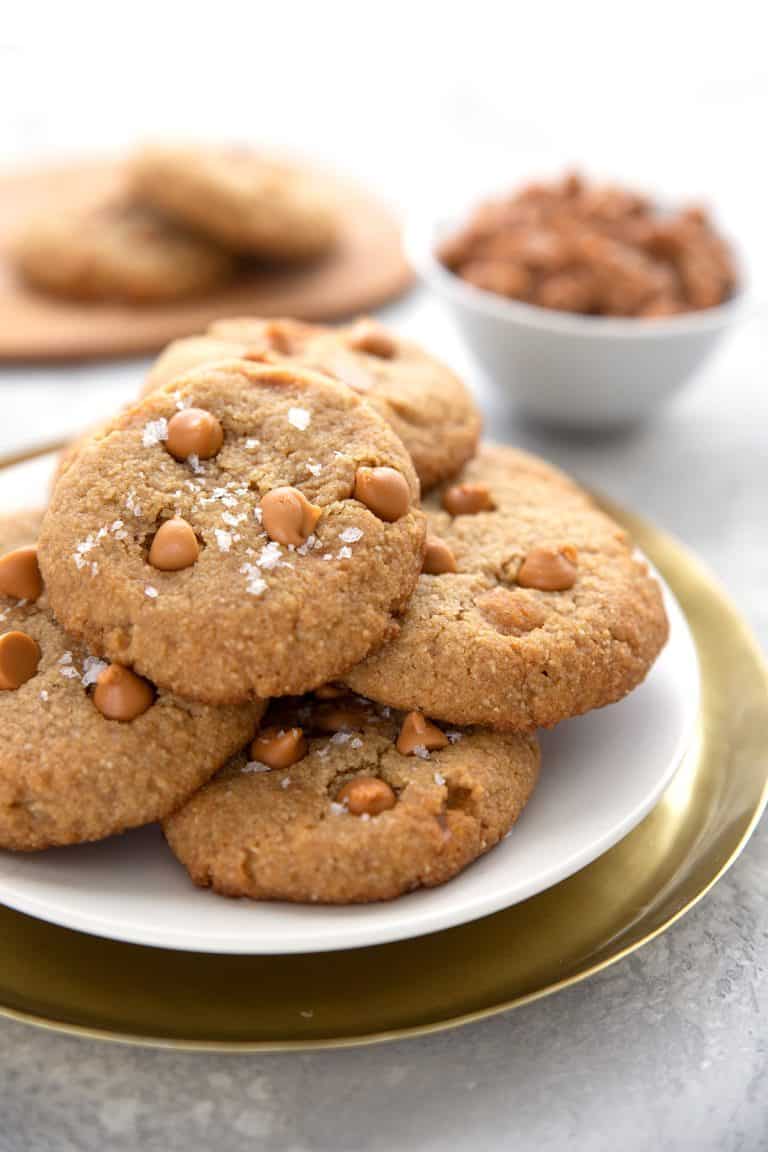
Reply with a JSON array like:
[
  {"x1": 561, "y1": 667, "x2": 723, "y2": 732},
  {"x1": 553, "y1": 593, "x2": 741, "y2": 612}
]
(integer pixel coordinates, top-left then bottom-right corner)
[
  {"x1": 163, "y1": 693, "x2": 540, "y2": 904},
  {"x1": 11, "y1": 201, "x2": 235, "y2": 303},
  {"x1": 39, "y1": 361, "x2": 425, "y2": 704},
  {"x1": 0, "y1": 510, "x2": 262, "y2": 851},
  {"x1": 129, "y1": 145, "x2": 339, "y2": 262},
  {"x1": 345, "y1": 444, "x2": 669, "y2": 730},
  {"x1": 143, "y1": 317, "x2": 482, "y2": 490}
]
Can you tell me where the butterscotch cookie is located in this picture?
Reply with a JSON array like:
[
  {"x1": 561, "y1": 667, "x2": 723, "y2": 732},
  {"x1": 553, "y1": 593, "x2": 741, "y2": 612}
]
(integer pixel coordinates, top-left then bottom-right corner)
[
  {"x1": 39, "y1": 361, "x2": 425, "y2": 704},
  {"x1": 345, "y1": 444, "x2": 669, "y2": 730},
  {"x1": 129, "y1": 145, "x2": 338, "y2": 262},
  {"x1": 11, "y1": 200, "x2": 235, "y2": 303},
  {"x1": 163, "y1": 692, "x2": 540, "y2": 903},
  {"x1": 0, "y1": 510, "x2": 262, "y2": 851},
  {"x1": 143, "y1": 317, "x2": 481, "y2": 490}
]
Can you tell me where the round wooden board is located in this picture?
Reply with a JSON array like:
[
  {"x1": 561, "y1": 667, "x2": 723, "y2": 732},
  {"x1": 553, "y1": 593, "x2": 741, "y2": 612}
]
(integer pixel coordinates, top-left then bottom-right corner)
[{"x1": 0, "y1": 160, "x2": 414, "y2": 362}]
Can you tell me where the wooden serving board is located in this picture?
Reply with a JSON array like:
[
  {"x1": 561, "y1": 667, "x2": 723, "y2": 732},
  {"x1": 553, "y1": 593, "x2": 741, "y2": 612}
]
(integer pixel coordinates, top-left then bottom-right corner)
[{"x1": 0, "y1": 160, "x2": 413, "y2": 361}]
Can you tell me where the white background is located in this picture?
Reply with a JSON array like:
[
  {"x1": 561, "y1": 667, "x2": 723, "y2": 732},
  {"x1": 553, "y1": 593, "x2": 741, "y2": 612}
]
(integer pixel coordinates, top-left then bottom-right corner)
[{"x1": 0, "y1": 6, "x2": 766, "y2": 1151}]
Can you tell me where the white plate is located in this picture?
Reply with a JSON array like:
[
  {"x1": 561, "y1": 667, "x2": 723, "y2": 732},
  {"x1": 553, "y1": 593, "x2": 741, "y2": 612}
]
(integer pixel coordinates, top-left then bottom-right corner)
[{"x1": 0, "y1": 570, "x2": 699, "y2": 954}]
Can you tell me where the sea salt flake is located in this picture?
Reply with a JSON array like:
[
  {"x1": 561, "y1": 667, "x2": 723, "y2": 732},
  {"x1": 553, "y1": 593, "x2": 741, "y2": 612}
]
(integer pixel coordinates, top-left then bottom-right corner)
[
  {"x1": 173, "y1": 391, "x2": 189, "y2": 411},
  {"x1": 214, "y1": 529, "x2": 233, "y2": 553},
  {"x1": 240, "y1": 563, "x2": 267, "y2": 596},
  {"x1": 296, "y1": 534, "x2": 316, "y2": 557},
  {"x1": 39, "y1": 690, "x2": 49, "y2": 702},
  {"x1": 253, "y1": 507, "x2": 263, "y2": 524},
  {"x1": 256, "y1": 541, "x2": 285, "y2": 570},
  {"x1": 187, "y1": 454, "x2": 204, "y2": 474},
  {"x1": 145, "y1": 585, "x2": 159, "y2": 599},
  {"x1": 330, "y1": 731, "x2": 351, "y2": 745},
  {"x1": 110, "y1": 520, "x2": 124, "y2": 532},
  {"x1": 360, "y1": 812, "x2": 371, "y2": 822},
  {"x1": 60, "y1": 666, "x2": 80, "y2": 680},
  {"x1": 58, "y1": 652, "x2": 73, "y2": 665},
  {"x1": 349, "y1": 737, "x2": 363, "y2": 750},
  {"x1": 125, "y1": 490, "x2": 142, "y2": 517},
  {"x1": 329, "y1": 801, "x2": 346, "y2": 815},
  {"x1": 90, "y1": 562, "x2": 99, "y2": 576},
  {"x1": 242, "y1": 761, "x2": 272, "y2": 774},
  {"x1": 412, "y1": 744, "x2": 430, "y2": 760},
  {"x1": 339, "y1": 527, "x2": 363, "y2": 544},
  {"x1": 287, "y1": 406, "x2": 311, "y2": 431},
  {"x1": 222, "y1": 511, "x2": 246, "y2": 527},
  {"x1": 81, "y1": 656, "x2": 108, "y2": 687},
  {"x1": 245, "y1": 438, "x2": 260, "y2": 449},
  {"x1": 434, "y1": 770, "x2": 446, "y2": 786},
  {"x1": 337, "y1": 545, "x2": 352, "y2": 560},
  {"x1": 142, "y1": 418, "x2": 168, "y2": 447},
  {"x1": 306, "y1": 460, "x2": 322, "y2": 476},
  {"x1": 446, "y1": 731, "x2": 463, "y2": 744},
  {"x1": 281, "y1": 777, "x2": 290, "y2": 789}
]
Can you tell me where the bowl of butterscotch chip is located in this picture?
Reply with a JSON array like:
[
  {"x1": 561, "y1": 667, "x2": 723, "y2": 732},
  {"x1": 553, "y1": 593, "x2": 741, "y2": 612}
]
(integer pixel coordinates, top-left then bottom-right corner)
[{"x1": 409, "y1": 172, "x2": 743, "y2": 429}]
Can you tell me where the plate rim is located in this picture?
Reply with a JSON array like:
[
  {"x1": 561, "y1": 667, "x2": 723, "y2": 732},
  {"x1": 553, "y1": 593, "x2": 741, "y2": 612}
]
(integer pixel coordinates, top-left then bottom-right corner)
[
  {"x1": 0, "y1": 576, "x2": 699, "y2": 955},
  {"x1": 0, "y1": 447, "x2": 766, "y2": 1050}
]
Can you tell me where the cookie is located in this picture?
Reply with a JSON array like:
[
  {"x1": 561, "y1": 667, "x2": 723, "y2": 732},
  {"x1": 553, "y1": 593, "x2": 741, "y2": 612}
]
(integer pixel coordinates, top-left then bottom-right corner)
[
  {"x1": 345, "y1": 444, "x2": 669, "y2": 730},
  {"x1": 11, "y1": 200, "x2": 234, "y2": 303},
  {"x1": 129, "y1": 145, "x2": 338, "y2": 262},
  {"x1": 163, "y1": 692, "x2": 540, "y2": 903},
  {"x1": 39, "y1": 361, "x2": 426, "y2": 704},
  {"x1": 143, "y1": 317, "x2": 482, "y2": 490},
  {"x1": 0, "y1": 510, "x2": 263, "y2": 851}
]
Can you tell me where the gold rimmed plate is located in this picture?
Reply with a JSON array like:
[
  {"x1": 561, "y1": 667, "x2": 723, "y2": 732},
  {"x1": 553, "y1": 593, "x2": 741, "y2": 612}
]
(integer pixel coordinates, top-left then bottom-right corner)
[{"x1": 0, "y1": 446, "x2": 766, "y2": 1049}]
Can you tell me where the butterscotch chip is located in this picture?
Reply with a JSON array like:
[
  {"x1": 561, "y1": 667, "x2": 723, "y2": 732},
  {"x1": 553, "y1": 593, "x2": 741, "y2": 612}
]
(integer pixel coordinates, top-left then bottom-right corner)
[
  {"x1": 251, "y1": 726, "x2": 307, "y2": 769},
  {"x1": 345, "y1": 318, "x2": 397, "y2": 359},
  {"x1": 165, "y1": 408, "x2": 224, "y2": 461},
  {"x1": 314, "y1": 682, "x2": 347, "y2": 699},
  {"x1": 0, "y1": 631, "x2": 40, "y2": 691},
  {"x1": 148, "y1": 518, "x2": 200, "y2": 571},
  {"x1": 337, "y1": 776, "x2": 396, "y2": 816},
  {"x1": 39, "y1": 362, "x2": 425, "y2": 704},
  {"x1": 517, "y1": 545, "x2": 578, "y2": 592},
  {"x1": 477, "y1": 587, "x2": 547, "y2": 636},
  {"x1": 422, "y1": 536, "x2": 457, "y2": 575},
  {"x1": 396, "y1": 711, "x2": 449, "y2": 756},
  {"x1": 0, "y1": 546, "x2": 43, "y2": 602},
  {"x1": 164, "y1": 692, "x2": 540, "y2": 903},
  {"x1": 261, "y1": 486, "x2": 322, "y2": 547},
  {"x1": 0, "y1": 507, "x2": 263, "y2": 851},
  {"x1": 442, "y1": 483, "x2": 495, "y2": 516},
  {"x1": 354, "y1": 466, "x2": 411, "y2": 522},
  {"x1": 345, "y1": 445, "x2": 669, "y2": 730},
  {"x1": 92, "y1": 664, "x2": 155, "y2": 722},
  {"x1": 313, "y1": 699, "x2": 374, "y2": 733}
]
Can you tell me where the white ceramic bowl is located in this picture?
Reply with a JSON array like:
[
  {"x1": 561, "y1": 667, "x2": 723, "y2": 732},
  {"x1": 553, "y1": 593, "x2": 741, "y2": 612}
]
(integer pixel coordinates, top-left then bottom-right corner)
[{"x1": 406, "y1": 210, "x2": 744, "y2": 430}]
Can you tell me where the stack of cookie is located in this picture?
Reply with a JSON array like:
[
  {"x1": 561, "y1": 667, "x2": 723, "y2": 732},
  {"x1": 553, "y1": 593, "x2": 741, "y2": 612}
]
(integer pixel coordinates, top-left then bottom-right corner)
[
  {"x1": 11, "y1": 145, "x2": 339, "y2": 303},
  {"x1": 0, "y1": 318, "x2": 668, "y2": 903}
]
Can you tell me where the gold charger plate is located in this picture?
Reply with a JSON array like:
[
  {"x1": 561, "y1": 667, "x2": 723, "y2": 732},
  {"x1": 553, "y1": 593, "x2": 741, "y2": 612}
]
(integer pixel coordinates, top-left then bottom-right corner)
[{"x1": 0, "y1": 471, "x2": 766, "y2": 1050}]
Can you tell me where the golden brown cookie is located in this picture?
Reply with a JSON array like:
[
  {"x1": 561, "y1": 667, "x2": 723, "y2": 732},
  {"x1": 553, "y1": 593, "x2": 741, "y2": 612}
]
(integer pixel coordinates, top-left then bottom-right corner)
[
  {"x1": 39, "y1": 361, "x2": 426, "y2": 704},
  {"x1": 129, "y1": 145, "x2": 338, "y2": 262},
  {"x1": 0, "y1": 510, "x2": 262, "y2": 851},
  {"x1": 163, "y1": 692, "x2": 540, "y2": 904},
  {"x1": 11, "y1": 200, "x2": 234, "y2": 303},
  {"x1": 345, "y1": 444, "x2": 669, "y2": 730},
  {"x1": 143, "y1": 316, "x2": 482, "y2": 490}
]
